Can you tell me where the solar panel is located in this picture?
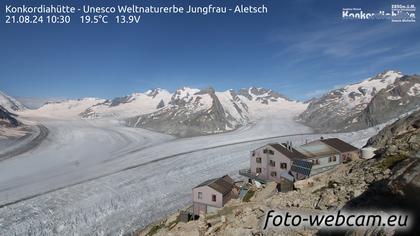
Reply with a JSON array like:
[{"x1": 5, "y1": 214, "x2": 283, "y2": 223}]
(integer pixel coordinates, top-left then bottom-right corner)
[{"x1": 291, "y1": 159, "x2": 312, "y2": 177}]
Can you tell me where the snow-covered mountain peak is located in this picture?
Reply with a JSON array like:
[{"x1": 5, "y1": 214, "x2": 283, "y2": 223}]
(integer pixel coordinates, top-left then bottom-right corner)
[
  {"x1": 369, "y1": 70, "x2": 402, "y2": 82},
  {"x1": 238, "y1": 86, "x2": 290, "y2": 104},
  {"x1": 145, "y1": 88, "x2": 170, "y2": 98},
  {"x1": 80, "y1": 89, "x2": 172, "y2": 119},
  {"x1": 169, "y1": 87, "x2": 213, "y2": 108},
  {"x1": 173, "y1": 87, "x2": 200, "y2": 97},
  {"x1": 335, "y1": 70, "x2": 404, "y2": 110},
  {"x1": 0, "y1": 91, "x2": 26, "y2": 111}
]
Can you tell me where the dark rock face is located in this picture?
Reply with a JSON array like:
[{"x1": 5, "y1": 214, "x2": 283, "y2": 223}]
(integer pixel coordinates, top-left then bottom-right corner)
[
  {"x1": 109, "y1": 96, "x2": 131, "y2": 107},
  {"x1": 0, "y1": 105, "x2": 20, "y2": 127},
  {"x1": 146, "y1": 88, "x2": 161, "y2": 98},
  {"x1": 299, "y1": 71, "x2": 420, "y2": 132},
  {"x1": 156, "y1": 100, "x2": 165, "y2": 109}
]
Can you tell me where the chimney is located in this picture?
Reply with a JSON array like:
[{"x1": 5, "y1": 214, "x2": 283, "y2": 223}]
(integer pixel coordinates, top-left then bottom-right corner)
[{"x1": 286, "y1": 141, "x2": 291, "y2": 151}]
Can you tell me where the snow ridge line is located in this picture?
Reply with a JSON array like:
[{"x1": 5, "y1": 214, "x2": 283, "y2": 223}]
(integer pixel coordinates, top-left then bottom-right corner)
[{"x1": 0, "y1": 131, "x2": 315, "y2": 209}]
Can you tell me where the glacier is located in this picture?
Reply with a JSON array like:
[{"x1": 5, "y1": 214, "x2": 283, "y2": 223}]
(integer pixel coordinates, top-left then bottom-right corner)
[{"x1": 0, "y1": 106, "x2": 382, "y2": 235}]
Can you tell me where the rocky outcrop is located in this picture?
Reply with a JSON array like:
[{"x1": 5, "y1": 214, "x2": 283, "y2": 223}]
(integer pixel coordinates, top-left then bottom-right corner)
[
  {"x1": 364, "y1": 109, "x2": 419, "y2": 158},
  {"x1": 0, "y1": 105, "x2": 20, "y2": 127},
  {"x1": 362, "y1": 109, "x2": 420, "y2": 203}
]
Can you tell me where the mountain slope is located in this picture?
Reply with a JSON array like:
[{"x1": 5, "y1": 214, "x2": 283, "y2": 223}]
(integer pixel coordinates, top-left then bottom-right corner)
[
  {"x1": 81, "y1": 89, "x2": 172, "y2": 119},
  {"x1": 126, "y1": 87, "x2": 245, "y2": 137},
  {"x1": 0, "y1": 105, "x2": 20, "y2": 127},
  {"x1": 299, "y1": 70, "x2": 420, "y2": 132},
  {"x1": 0, "y1": 91, "x2": 25, "y2": 111}
]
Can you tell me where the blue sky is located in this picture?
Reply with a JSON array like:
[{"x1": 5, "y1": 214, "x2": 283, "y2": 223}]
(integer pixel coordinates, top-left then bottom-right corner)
[{"x1": 1, "y1": 0, "x2": 419, "y2": 106}]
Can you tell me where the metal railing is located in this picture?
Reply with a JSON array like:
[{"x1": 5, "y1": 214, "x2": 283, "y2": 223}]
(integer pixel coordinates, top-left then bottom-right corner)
[{"x1": 238, "y1": 169, "x2": 269, "y2": 183}]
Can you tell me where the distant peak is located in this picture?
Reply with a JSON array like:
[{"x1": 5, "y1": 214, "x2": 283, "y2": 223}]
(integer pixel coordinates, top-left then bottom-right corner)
[
  {"x1": 196, "y1": 87, "x2": 216, "y2": 95},
  {"x1": 175, "y1": 87, "x2": 200, "y2": 94},
  {"x1": 146, "y1": 88, "x2": 162, "y2": 97},
  {"x1": 371, "y1": 70, "x2": 403, "y2": 81}
]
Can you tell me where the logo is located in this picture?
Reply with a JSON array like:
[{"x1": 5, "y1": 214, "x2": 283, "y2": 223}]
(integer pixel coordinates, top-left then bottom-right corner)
[{"x1": 342, "y1": 5, "x2": 415, "y2": 23}]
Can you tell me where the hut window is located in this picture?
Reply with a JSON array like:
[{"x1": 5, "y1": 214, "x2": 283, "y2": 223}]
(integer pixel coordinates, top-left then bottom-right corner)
[
  {"x1": 198, "y1": 192, "x2": 202, "y2": 200},
  {"x1": 256, "y1": 168, "x2": 262, "y2": 173},
  {"x1": 269, "y1": 160, "x2": 275, "y2": 167},
  {"x1": 312, "y1": 159, "x2": 320, "y2": 165},
  {"x1": 263, "y1": 149, "x2": 268, "y2": 154},
  {"x1": 268, "y1": 150, "x2": 274, "y2": 155},
  {"x1": 271, "y1": 171, "x2": 277, "y2": 177},
  {"x1": 280, "y1": 163, "x2": 287, "y2": 169},
  {"x1": 332, "y1": 156, "x2": 337, "y2": 161},
  {"x1": 256, "y1": 157, "x2": 261, "y2": 163},
  {"x1": 252, "y1": 151, "x2": 255, "y2": 156},
  {"x1": 212, "y1": 194, "x2": 217, "y2": 202}
]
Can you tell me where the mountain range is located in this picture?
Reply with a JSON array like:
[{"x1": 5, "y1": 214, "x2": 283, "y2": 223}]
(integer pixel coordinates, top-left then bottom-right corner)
[
  {"x1": 299, "y1": 70, "x2": 420, "y2": 132},
  {"x1": 87, "y1": 86, "x2": 305, "y2": 137},
  {"x1": 1, "y1": 70, "x2": 419, "y2": 136}
]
